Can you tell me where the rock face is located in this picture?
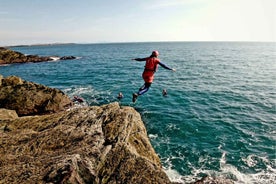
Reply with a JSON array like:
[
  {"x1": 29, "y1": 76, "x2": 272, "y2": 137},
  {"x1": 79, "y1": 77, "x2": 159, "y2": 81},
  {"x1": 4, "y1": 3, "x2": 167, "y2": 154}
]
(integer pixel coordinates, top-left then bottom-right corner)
[
  {"x1": 0, "y1": 75, "x2": 234, "y2": 184},
  {"x1": 0, "y1": 102, "x2": 171, "y2": 184},
  {"x1": 0, "y1": 47, "x2": 53, "y2": 64},
  {"x1": 0, "y1": 75, "x2": 72, "y2": 116}
]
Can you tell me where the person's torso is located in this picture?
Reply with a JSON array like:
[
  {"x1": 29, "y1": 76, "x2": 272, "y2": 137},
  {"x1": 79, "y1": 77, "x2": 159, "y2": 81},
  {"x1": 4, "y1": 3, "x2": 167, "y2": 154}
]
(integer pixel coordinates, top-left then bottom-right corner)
[{"x1": 144, "y1": 57, "x2": 160, "y2": 72}]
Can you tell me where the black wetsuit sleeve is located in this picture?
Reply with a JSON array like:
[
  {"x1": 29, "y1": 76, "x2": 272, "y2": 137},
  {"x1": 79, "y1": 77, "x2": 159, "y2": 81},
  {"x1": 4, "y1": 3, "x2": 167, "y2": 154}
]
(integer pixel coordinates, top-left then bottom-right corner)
[
  {"x1": 159, "y1": 61, "x2": 173, "y2": 70},
  {"x1": 134, "y1": 58, "x2": 147, "y2": 61}
]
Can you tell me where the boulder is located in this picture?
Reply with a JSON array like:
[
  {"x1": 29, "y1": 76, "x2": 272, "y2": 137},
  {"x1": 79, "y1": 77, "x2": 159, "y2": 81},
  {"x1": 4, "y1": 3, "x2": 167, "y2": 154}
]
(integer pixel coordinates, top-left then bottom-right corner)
[
  {"x1": 0, "y1": 102, "x2": 172, "y2": 184},
  {"x1": 0, "y1": 76, "x2": 72, "y2": 116},
  {"x1": 60, "y1": 56, "x2": 77, "y2": 60}
]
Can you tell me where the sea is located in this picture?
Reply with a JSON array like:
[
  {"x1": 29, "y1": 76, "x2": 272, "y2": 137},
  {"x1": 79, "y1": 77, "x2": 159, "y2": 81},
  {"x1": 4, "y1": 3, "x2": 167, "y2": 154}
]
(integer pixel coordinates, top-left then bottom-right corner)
[{"x1": 1, "y1": 42, "x2": 275, "y2": 183}]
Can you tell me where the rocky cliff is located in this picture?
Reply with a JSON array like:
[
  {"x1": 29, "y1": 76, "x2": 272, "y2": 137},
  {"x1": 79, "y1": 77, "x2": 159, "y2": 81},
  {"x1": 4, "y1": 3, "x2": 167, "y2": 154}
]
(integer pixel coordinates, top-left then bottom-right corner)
[
  {"x1": 0, "y1": 102, "x2": 172, "y2": 184},
  {"x1": 0, "y1": 75, "x2": 233, "y2": 184}
]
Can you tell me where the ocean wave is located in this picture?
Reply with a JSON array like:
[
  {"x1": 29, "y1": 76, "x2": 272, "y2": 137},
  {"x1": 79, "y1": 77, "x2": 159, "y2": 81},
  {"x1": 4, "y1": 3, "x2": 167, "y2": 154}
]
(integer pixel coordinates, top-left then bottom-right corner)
[
  {"x1": 63, "y1": 85, "x2": 116, "y2": 106},
  {"x1": 49, "y1": 56, "x2": 60, "y2": 61},
  {"x1": 0, "y1": 64, "x2": 10, "y2": 67},
  {"x1": 48, "y1": 56, "x2": 82, "y2": 62},
  {"x1": 163, "y1": 150, "x2": 276, "y2": 184}
]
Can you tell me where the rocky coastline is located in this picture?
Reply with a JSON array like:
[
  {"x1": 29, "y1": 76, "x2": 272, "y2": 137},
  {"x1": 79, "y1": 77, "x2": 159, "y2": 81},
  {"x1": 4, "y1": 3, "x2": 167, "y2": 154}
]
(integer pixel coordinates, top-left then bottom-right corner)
[
  {"x1": 0, "y1": 47, "x2": 76, "y2": 65},
  {"x1": 0, "y1": 75, "x2": 234, "y2": 184},
  {"x1": 0, "y1": 75, "x2": 174, "y2": 184}
]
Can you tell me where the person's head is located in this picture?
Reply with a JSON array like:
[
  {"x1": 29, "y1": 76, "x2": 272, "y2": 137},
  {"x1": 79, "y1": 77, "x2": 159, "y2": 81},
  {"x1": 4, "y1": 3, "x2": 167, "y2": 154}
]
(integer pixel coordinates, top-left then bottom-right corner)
[
  {"x1": 162, "y1": 89, "x2": 167, "y2": 96},
  {"x1": 151, "y1": 50, "x2": 159, "y2": 57}
]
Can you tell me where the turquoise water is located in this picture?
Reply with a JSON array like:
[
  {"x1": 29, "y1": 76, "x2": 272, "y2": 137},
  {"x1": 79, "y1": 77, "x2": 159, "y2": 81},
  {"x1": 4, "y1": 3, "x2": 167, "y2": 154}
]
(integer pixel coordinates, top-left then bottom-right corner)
[{"x1": 1, "y1": 42, "x2": 275, "y2": 183}]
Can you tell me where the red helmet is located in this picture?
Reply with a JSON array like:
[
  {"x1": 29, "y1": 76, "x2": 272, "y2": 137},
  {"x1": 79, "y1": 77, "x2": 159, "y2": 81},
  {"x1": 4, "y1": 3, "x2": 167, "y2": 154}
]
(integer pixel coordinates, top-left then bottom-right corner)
[{"x1": 152, "y1": 50, "x2": 159, "y2": 57}]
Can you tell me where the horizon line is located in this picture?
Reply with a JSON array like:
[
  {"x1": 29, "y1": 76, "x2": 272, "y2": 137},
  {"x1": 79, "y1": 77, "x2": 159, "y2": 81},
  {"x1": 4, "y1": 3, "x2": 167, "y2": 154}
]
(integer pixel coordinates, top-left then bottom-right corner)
[{"x1": 3, "y1": 40, "x2": 276, "y2": 47}]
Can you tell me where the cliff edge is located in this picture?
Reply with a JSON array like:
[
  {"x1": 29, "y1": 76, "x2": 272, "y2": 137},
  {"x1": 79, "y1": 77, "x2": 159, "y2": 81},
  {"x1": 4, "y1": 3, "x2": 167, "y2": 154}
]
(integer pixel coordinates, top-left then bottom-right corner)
[
  {"x1": 0, "y1": 75, "x2": 233, "y2": 184},
  {"x1": 0, "y1": 101, "x2": 171, "y2": 183}
]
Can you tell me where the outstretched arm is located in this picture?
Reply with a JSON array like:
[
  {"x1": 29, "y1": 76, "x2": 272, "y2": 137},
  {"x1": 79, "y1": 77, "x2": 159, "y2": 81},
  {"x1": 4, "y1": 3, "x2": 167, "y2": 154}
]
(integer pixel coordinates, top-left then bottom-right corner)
[
  {"x1": 131, "y1": 58, "x2": 147, "y2": 61},
  {"x1": 159, "y1": 62, "x2": 176, "y2": 71}
]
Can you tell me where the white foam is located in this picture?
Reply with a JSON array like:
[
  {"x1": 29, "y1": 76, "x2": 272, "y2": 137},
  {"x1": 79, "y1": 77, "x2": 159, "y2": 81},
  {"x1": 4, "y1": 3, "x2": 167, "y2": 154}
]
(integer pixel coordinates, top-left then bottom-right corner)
[
  {"x1": 0, "y1": 64, "x2": 10, "y2": 66},
  {"x1": 163, "y1": 156, "x2": 186, "y2": 183},
  {"x1": 49, "y1": 56, "x2": 60, "y2": 61},
  {"x1": 63, "y1": 85, "x2": 115, "y2": 106},
  {"x1": 219, "y1": 152, "x2": 276, "y2": 184},
  {"x1": 163, "y1": 151, "x2": 276, "y2": 184},
  {"x1": 242, "y1": 154, "x2": 258, "y2": 167},
  {"x1": 164, "y1": 167, "x2": 184, "y2": 183},
  {"x1": 166, "y1": 123, "x2": 180, "y2": 131},
  {"x1": 64, "y1": 86, "x2": 94, "y2": 95},
  {"x1": 148, "y1": 134, "x2": 158, "y2": 139}
]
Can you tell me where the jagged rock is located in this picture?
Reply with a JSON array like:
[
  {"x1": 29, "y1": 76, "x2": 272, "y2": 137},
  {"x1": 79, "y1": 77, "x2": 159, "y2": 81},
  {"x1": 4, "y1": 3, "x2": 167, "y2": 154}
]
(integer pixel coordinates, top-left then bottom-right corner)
[
  {"x1": 60, "y1": 56, "x2": 76, "y2": 60},
  {"x1": 0, "y1": 102, "x2": 171, "y2": 184},
  {"x1": 0, "y1": 76, "x2": 72, "y2": 116},
  {"x1": 0, "y1": 108, "x2": 18, "y2": 120}
]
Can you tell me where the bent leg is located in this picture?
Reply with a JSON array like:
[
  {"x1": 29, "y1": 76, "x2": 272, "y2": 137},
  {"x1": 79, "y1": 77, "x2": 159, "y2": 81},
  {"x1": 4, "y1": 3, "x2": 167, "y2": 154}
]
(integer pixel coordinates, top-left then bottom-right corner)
[
  {"x1": 133, "y1": 82, "x2": 152, "y2": 103},
  {"x1": 138, "y1": 82, "x2": 151, "y2": 95}
]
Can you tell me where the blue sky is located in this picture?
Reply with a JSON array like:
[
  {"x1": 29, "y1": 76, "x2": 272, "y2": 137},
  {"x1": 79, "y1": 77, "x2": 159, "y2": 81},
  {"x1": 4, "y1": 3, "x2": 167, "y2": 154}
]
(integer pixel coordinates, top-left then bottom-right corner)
[{"x1": 0, "y1": 0, "x2": 275, "y2": 45}]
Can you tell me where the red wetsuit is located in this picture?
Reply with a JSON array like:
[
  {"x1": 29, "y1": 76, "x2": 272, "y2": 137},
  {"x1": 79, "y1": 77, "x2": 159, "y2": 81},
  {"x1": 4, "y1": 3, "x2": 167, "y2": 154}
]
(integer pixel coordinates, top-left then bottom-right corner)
[
  {"x1": 135, "y1": 57, "x2": 172, "y2": 84},
  {"x1": 143, "y1": 57, "x2": 160, "y2": 83}
]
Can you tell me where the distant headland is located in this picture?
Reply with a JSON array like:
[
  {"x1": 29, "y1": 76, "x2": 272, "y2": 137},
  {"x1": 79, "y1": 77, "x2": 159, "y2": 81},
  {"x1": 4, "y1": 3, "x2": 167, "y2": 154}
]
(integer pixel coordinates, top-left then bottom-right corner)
[{"x1": 6, "y1": 42, "x2": 76, "y2": 48}]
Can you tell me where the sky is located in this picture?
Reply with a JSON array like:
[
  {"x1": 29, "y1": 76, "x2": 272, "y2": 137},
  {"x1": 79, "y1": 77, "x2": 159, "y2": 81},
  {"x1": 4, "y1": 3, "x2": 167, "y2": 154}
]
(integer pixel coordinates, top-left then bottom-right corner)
[{"x1": 0, "y1": 0, "x2": 275, "y2": 46}]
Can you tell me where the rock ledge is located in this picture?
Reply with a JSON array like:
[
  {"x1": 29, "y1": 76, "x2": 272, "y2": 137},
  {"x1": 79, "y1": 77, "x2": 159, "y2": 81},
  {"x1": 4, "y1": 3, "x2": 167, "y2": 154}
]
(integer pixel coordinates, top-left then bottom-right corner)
[
  {"x1": 0, "y1": 102, "x2": 171, "y2": 184},
  {"x1": 0, "y1": 75, "x2": 72, "y2": 116}
]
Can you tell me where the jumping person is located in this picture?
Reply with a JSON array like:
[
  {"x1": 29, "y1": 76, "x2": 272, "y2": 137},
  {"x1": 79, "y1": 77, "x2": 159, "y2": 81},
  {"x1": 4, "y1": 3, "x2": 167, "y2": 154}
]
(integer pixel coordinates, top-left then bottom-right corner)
[{"x1": 131, "y1": 50, "x2": 176, "y2": 102}]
